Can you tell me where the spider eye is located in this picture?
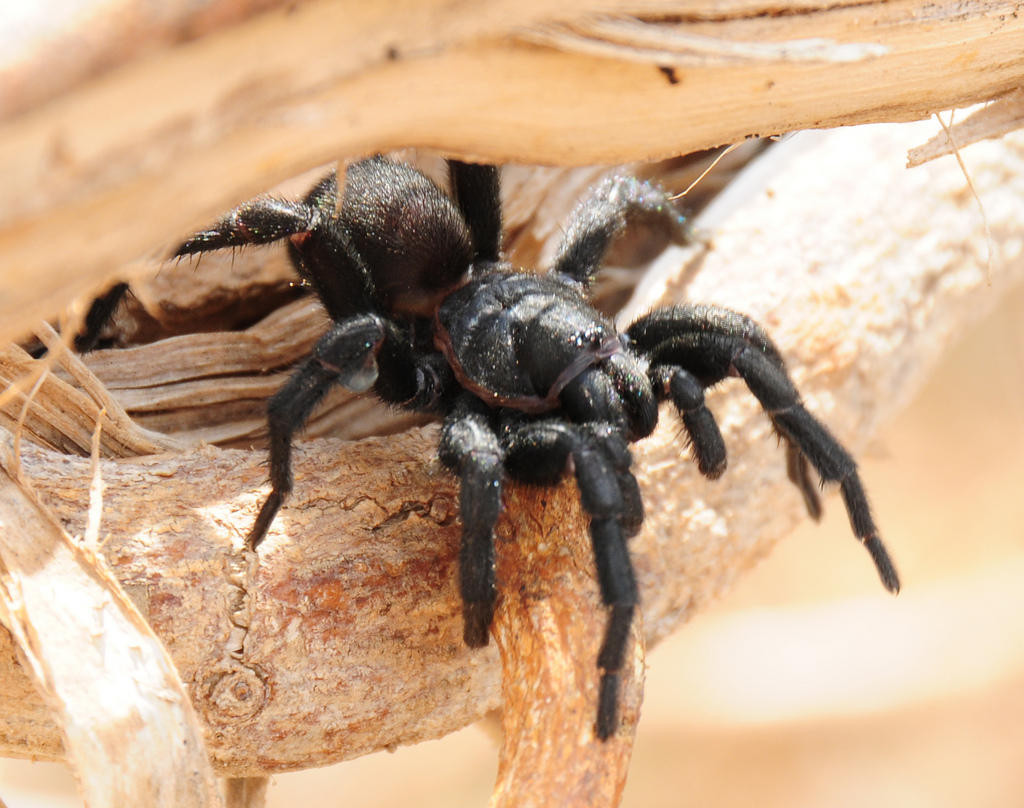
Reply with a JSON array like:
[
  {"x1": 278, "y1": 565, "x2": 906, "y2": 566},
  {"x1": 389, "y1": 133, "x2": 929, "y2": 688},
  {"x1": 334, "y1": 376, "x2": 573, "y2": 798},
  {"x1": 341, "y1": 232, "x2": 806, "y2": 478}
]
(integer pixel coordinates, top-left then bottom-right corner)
[{"x1": 573, "y1": 326, "x2": 606, "y2": 349}]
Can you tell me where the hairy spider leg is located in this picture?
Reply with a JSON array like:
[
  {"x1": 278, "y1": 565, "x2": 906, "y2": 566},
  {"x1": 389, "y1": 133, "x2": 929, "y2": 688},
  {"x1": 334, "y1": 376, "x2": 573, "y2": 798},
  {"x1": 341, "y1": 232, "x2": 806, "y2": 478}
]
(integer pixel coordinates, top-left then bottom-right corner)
[
  {"x1": 501, "y1": 418, "x2": 643, "y2": 739},
  {"x1": 74, "y1": 281, "x2": 130, "y2": 352},
  {"x1": 441, "y1": 403, "x2": 646, "y2": 737},
  {"x1": 75, "y1": 175, "x2": 343, "y2": 354},
  {"x1": 551, "y1": 174, "x2": 690, "y2": 284},
  {"x1": 785, "y1": 441, "x2": 823, "y2": 520},
  {"x1": 574, "y1": 434, "x2": 642, "y2": 739},
  {"x1": 439, "y1": 400, "x2": 505, "y2": 648},
  {"x1": 501, "y1": 419, "x2": 644, "y2": 538},
  {"x1": 247, "y1": 314, "x2": 386, "y2": 549},
  {"x1": 649, "y1": 364, "x2": 728, "y2": 479},
  {"x1": 627, "y1": 304, "x2": 901, "y2": 594},
  {"x1": 302, "y1": 171, "x2": 341, "y2": 217},
  {"x1": 447, "y1": 161, "x2": 502, "y2": 263},
  {"x1": 175, "y1": 195, "x2": 320, "y2": 255},
  {"x1": 175, "y1": 171, "x2": 380, "y2": 323},
  {"x1": 583, "y1": 423, "x2": 645, "y2": 538}
]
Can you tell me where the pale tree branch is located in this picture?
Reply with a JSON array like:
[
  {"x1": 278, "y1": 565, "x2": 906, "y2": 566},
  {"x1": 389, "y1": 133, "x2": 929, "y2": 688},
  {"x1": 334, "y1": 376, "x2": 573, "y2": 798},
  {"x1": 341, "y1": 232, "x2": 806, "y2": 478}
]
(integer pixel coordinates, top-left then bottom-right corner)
[
  {"x1": 2, "y1": 0, "x2": 1024, "y2": 347},
  {"x1": 2, "y1": 121, "x2": 1023, "y2": 808},
  {"x1": 224, "y1": 777, "x2": 269, "y2": 808}
]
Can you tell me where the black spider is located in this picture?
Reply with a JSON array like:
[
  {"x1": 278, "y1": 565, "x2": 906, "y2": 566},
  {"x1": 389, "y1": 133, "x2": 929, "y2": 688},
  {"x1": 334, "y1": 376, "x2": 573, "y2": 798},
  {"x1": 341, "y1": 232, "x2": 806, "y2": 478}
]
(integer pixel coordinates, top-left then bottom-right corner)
[{"x1": 157, "y1": 156, "x2": 899, "y2": 739}]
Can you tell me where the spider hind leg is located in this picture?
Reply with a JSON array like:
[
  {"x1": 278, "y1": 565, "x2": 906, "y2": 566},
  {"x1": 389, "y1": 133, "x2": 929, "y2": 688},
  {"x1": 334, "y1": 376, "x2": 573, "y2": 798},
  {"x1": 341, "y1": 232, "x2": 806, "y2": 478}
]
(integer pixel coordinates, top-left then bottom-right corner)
[
  {"x1": 551, "y1": 174, "x2": 690, "y2": 285},
  {"x1": 447, "y1": 160, "x2": 502, "y2": 263},
  {"x1": 73, "y1": 281, "x2": 130, "y2": 353}
]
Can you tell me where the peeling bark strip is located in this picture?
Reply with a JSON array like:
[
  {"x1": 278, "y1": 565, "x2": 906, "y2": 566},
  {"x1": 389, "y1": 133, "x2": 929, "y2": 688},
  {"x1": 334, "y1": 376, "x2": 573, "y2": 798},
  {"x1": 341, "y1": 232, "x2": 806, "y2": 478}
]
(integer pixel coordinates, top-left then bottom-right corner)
[
  {"x1": 0, "y1": 450, "x2": 223, "y2": 806},
  {"x1": 2, "y1": 123, "x2": 1023, "y2": 785},
  {"x1": 2, "y1": 1, "x2": 1024, "y2": 346}
]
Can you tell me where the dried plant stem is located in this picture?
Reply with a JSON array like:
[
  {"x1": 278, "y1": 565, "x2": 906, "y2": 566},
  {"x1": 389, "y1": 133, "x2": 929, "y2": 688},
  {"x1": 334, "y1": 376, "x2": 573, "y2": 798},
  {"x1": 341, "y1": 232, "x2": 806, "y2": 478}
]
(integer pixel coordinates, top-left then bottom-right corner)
[{"x1": 0, "y1": 446, "x2": 223, "y2": 806}]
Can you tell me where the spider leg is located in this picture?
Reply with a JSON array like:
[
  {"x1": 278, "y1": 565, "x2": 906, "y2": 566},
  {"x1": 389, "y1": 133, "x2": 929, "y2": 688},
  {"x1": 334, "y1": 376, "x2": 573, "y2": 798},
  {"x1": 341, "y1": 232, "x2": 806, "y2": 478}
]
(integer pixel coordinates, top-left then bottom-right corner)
[
  {"x1": 637, "y1": 310, "x2": 810, "y2": 500},
  {"x1": 439, "y1": 400, "x2": 505, "y2": 647},
  {"x1": 503, "y1": 420, "x2": 642, "y2": 534},
  {"x1": 448, "y1": 161, "x2": 502, "y2": 262},
  {"x1": 551, "y1": 174, "x2": 689, "y2": 284},
  {"x1": 75, "y1": 174, "x2": 342, "y2": 353},
  {"x1": 785, "y1": 441, "x2": 823, "y2": 520},
  {"x1": 738, "y1": 351, "x2": 899, "y2": 592},
  {"x1": 572, "y1": 435, "x2": 640, "y2": 739},
  {"x1": 627, "y1": 304, "x2": 900, "y2": 593},
  {"x1": 247, "y1": 313, "x2": 385, "y2": 549},
  {"x1": 581, "y1": 423, "x2": 645, "y2": 538},
  {"x1": 73, "y1": 281, "x2": 130, "y2": 352},
  {"x1": 650, "y1": 364, "x2": 727, "y2": 479},
  {"x1": 503, "y1": 419, "x2": 641, "y2": 738},
  {"x1": 174, "y1": 172, "x2": 336, "y2": 256},
  {"x1": 300, "y1": 171, "x2": 340, "y2": 216}
]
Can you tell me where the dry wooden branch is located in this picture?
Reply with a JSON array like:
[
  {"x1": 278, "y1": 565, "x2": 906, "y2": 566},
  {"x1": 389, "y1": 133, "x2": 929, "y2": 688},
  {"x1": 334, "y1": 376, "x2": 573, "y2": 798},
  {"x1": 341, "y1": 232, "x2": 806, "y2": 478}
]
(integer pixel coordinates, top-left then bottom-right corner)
[
  {"x1": 908, "y1": 90, "x2": 1024, "y2": 166},
  {"x1": 489, "y1": 484, "x2": 644, "y2": 807},
  {"x1": 0, "y1": 0, "x2": 292, "y2": 120},
  {"x1": 223, "y1": 776, "x2": 270, "y2": 808},
  {"x1": 3, "y1": 123, "x2": 1023, "y2": 794},
  {"x1": 2, "y1": 0, "x2": 1024, "y2": 347}
]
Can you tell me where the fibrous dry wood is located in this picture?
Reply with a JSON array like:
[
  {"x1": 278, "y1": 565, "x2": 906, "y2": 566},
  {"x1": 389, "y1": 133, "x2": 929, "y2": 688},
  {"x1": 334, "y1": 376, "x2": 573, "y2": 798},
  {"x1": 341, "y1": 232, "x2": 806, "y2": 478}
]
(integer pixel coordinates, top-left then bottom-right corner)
[
  {"x1": 2, "y1": 0, "x2": 1024, "y2": 347},
  {"x1": 0, "y1": 446, "x2": 223, "y2": 806},
  {"x1": 3, "y1": 122, "x2": 1023, "y2": 803}
]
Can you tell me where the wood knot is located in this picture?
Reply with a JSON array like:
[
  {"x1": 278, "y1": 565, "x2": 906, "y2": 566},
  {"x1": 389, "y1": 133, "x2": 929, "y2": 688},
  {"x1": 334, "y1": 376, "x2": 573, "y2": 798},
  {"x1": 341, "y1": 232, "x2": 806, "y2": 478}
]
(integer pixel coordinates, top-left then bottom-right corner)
[{"x1": 199, "y1": 664, "x2": 267, "y2": 721}]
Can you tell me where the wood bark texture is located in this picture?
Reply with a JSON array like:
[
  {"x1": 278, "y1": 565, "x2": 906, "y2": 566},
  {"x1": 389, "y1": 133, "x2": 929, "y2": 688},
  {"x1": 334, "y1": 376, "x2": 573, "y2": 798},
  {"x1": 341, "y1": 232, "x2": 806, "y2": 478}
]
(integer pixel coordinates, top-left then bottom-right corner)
[
  {"x1": 2, "y1": 0, "x2": 1024, "y2": 346},
  {"x1": 2, "y1": 120, "x2": 1023, "y2": 802}
]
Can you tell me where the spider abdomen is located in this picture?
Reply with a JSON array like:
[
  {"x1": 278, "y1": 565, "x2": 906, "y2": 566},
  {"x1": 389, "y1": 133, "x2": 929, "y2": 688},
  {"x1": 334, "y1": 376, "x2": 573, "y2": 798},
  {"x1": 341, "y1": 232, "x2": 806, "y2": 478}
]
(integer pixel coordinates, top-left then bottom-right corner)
[{"x1": 340, "y1": 157, "x2": 474, "y2": 315}]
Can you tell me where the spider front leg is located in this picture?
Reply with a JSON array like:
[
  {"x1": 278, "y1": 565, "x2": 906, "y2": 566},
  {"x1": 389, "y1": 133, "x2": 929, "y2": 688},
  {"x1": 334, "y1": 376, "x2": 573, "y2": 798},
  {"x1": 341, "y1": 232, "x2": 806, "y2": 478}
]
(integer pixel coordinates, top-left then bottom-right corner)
[
  {"x1": 247, "y1": 313, "x2": 385, "y2": 549},
  {"x1": 175, "y1": 172, "x2": 335, "y2": 256},
  {"x1": 503, "y1": 419, "x2": 642, "y2": 739},
  {"x1": 572, "y1": 435, "x2": 641, "y2": 739},
  {"x1": 649, "y1": 364, "x2": 727, "y2": 479},
  {"x1": 627, "y1": 304, "x2": 900, "y2": 593},
  {"x1": 439, "y1": 400, "x2": 505, "y2": 648},
  {"x1": 734, "y1": 344, "x2": 899, "y2": 591}
]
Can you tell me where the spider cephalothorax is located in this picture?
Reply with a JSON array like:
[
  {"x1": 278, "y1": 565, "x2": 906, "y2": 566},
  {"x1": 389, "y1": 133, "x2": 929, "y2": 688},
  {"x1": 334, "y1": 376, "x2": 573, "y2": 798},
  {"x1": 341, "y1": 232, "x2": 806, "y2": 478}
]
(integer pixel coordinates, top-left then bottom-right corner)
[{"x1": 169, "y1": 155, "x2": 899, "y2": 738}]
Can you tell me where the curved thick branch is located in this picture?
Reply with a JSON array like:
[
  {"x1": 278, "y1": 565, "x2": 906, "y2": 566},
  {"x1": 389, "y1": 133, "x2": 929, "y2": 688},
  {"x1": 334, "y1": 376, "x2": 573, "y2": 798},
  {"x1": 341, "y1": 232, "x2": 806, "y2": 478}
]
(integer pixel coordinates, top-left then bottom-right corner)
[
  {"x1": 2, "y1": 0, "x2": 1024, "y2": 345},
  {"x1": 2, "y1": 123, "x2": 1023, "y2": 782}
]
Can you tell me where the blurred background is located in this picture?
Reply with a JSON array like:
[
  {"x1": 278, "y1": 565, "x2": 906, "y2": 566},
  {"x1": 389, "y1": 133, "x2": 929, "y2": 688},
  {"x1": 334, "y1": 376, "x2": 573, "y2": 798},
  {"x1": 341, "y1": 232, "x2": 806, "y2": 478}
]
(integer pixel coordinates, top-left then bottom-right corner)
[{"x1": 3, "y1": 235, "x2": 1022, "y2": 808}]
